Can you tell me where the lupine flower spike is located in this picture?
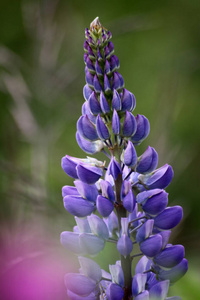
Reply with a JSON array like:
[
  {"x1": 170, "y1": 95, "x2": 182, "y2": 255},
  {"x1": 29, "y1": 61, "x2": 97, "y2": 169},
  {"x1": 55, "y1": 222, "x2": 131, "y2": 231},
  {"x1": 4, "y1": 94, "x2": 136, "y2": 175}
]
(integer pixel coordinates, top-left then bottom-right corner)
[{"x1": 61, "y1": 17, "x2": 188, "y2": 300}]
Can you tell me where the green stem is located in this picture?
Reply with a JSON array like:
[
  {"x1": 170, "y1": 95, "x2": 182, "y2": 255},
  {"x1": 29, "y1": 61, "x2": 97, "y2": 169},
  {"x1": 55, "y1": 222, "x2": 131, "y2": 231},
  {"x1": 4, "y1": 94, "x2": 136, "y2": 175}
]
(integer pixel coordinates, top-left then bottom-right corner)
[{"x1": 114, "y1": 173, "x2": 132, "y2": 299}]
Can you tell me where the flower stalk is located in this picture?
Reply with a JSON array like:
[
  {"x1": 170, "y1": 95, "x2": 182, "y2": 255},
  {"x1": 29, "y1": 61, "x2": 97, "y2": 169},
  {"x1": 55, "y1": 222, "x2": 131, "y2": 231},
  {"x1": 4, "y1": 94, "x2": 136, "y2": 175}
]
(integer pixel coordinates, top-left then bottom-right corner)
[{"x1": 60, "y1": 17, "x2": 188, "y2": 300}]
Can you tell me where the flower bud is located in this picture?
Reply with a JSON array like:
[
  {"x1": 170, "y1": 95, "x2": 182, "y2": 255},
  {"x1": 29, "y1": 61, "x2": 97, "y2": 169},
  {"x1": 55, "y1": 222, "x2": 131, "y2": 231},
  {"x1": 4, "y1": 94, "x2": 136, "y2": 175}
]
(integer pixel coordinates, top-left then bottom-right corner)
[
  {"x1": 122, "y1": 140, "x2": 137, "y2": 167},
  {"x1": 153, "y1": 206, "x2": 183, "y2": 230},
  {"x1": 62, "y1": 185, "x2": 79, "y2": 197},
  {"x1": 122, "y1": 111, "x2": 137, "y2": 137},
  {"x1": 112, "y1": 109, "x2": 121, "y2": 134},
  {"x1": 136, "y1": 146, "x2": 158, "y2": 174},
  {"x1": 60, "y1": 231, "x2": 84, "y2": 254},
  {"x1": 131, "y1": 114, "x2": 150, "y2": 145},
  {"x1": 88, "y1": 91, "x2": 102, "y2": 115},
  {"x1": 86, "y1": 56, "x2": 95, "y2": 73},
  {"x1": 82, "y1": 101, "x2": 96, "y2": 123},
  {"x1": 64, "y1": 273, "x2": 96, "y2": 296},
  {"x1": 154, "y1": 245, "x2": 185, "y2": 268},
  {"x1": 117, "y1": 218, "x2": 133, "y2": 257},
  {"x1": 96, "y1": 195, "x2": 114, "y2": 217},
  {"x1": 140, "y1": 234, "x2": 162, "y2": 258},
  {"x1": 105, "y1": 59, "x2": 111, "y2": 75},
  {"x1": 76, "y1": 132, "x2": 104, "y2": 154},
  {"x1": 136, "y1": 189, "x2": 168, "y2": 216},
  {"x1": 61, "y1": 155, "x2": 80, "y2": 178},
  {"x1": 76, "y1": 163, "x2": 103, "y2": 184},
  {"x1": 123, "y1": 189, "x2": 136, "y2": 212},
  {"x1": 112, "y1": 89, "x2": 121, "y2": 111},
  {"x1": 104, "y1": 74, "x2": 111, "y2": 93},
  {"x1": 108, "y1": 157, "x2": 121, "y2": 180},
  {"x1": 63, "y1": 195, "x2": 95, "y2": 217},
  {"x1": 121, "y1": 88, "x2": 136, "y2": 112},
  {"x1": 87, "y1": 214, "x2": 109, "y2": 240},
  {"x1": 138, "y1": 164, "x2": 174, "y2": 190},
  {"x1": 77, "y1": 115, "x2": 98, "y2": 141},
  {"x1": 112, "y1": 72, "x2": 123, "y2": 90},
  {"x1": 135, "y1": 255, "x2": 152, "y2": 275},
  {"x1": 96, "y1": 114, "x2": 110, "y2": 140},
  {"x1": 79, "y1": 233, "x2": 105, "y2": 255},
  {"x1": 94, "y1": 74, "x2": 103, "y2": 93},
  {"x1": 85, "y1": 67, "x2": 94, "y2": 88},
  {"x1": 109, "y1": 262, "x2": 124, "y2": 286},
  {"x1": 110, "y1": 55, "x2": 120, "y2": 72},
  {"x1": 83, "y1": 84, "x2": 93, "y2": 101},
  {"x1": 74, "y1": 180, "x2": 98, "y2": 202},
  {"x1": 95, "y1": 60, "x2": 103, "y2": 76},
  {"x1": 100, "y1": 91, "x2": 110, "y2": 113},
  {"x1": 158, "y1": 258, "x2": 188, "y2": 283}
]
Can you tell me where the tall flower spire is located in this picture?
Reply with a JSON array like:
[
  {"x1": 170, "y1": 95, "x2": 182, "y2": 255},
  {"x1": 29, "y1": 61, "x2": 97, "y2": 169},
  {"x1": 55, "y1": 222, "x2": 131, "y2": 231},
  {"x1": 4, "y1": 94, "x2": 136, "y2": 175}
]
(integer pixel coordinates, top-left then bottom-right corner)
[{"x1": 61, "y1": 17, "x2": 188, "y2": 300}]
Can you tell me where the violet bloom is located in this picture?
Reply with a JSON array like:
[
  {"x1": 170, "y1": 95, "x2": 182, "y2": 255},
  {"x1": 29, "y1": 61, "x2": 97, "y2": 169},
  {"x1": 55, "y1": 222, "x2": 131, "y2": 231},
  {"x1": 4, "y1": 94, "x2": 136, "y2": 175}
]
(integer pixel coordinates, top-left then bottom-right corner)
[{"x1": 60, "y1": 17, "x2": 188, "y2": 300}]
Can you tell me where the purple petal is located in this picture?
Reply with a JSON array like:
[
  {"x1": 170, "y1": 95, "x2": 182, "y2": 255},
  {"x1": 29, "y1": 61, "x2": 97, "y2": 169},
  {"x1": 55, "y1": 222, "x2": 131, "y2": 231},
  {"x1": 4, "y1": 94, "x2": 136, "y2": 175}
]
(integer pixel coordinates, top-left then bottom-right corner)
[
  {"x1": 106, "y1": 283, "x2": 124, "y2": 300},
  {"x1": 110, "y1": 55, "x2": 120, "y2": 72},
  {"x1": 140, "y1": 234, "x2": 163, "y2": 258},
  {"x1": 123, "y1": 140, "x2": 137, "y2": 167},
  {"x1": 61, "y1": 155, "x2": 79, "y2": 179},
  {"x1": 67, "y1": 290, "x2": 96, "y2": 300},
  {"x1": 64, "y1": 273, "x2": 96, "y2": 296},
  {"x1": 96, "y1": 114, "x2": 110, "y2": 140},
  {"x1": 82, "y1": 101, "x2": 96, "y2": 123},
  {"x1": 77, "y1": 115, "x2": 98, "y2": 141},
  {"x1": 136, "y1": 146, "x2": 158, "y2": 174},
  {"x1": 139, "y1": 164, "x2": 174, "y2": 190},
  {"x1": 123, "y1": 189, "x2": 136, "y2": 212},
  {"x1": 154, "y1": 206, "x2": 183, "y2": 230},
  {"x1": 74, "y1": 180, "x2": 98, "y2": 202},
  {"x1": 132, "y1": 273, "x2": 147, "y2": 297},
  {"x1": 122, "y1": 111, "x2": 137, "y2": 137},
  {"x1": 154, "y1": 245, "x2": 185, "y2": 268},
  {"x1": 78, "y1": 256, "x2": 102, "y2": 283},
  {"x1": 88, "y1": 91, "x2": 102, "y2": 115},
  {"x1": 137, "y1": 189, "x2": 168, "y2": 216},
  {"x1": 108, "y1": 157, "x2": 121, "y2": 180},
  {"x1": 131, "y1": 114, "x2": 150, "y2": 144},
  {"x1": 112, "y1": 109, "x2": 121, "y2": 134},
  {"x1": 96, "y1": 195, "x2": 114, "y2": 217},
  {"x1": 63, "y1": 195, "x2": 95, "y2": 217},
  {"x1": 104, "y1": 74, "x2": 111, "y2": 94},
  {"x1": 86, "y1": 56, "x2": 95, "y2": 72},
  {"x1": 112, "y1": 89, "x2": 121, "y2": 111},
  {"x1": 60, "y1": 231, "x2": 83, "y2": 254},
  {"x1": 85, "y1": 67, "x2": 94, "y2": 88},
  {"x1": 158, "y1": 258, "x2": 188, "y2": 283},
  {"x1": 79, "y1": 233, "x2": 105, "y2": 255},
  {"x1": 136, "y1": 219, "x2": 154, "y2": 243},
  {"x1": 76, "y1": 163, "x2": 103, "y2": 184},
  {"x1": 149, "y1": 280, "x2": 169, "y2": 300},
  {"x1": 100, "y1": 91, "x2": 110, "y2": 113},
  {"x1": 62, "y1": 185, "x2": 79, "y2": 197},
  {"x1": 94, "y1": 74, "x2": 102, "y2": 93},
  {"x1": 112, "y1": 72, "x2": 122, "y2": 90},
  {"x1": 121, "y1": 88, "x2": 136, "y2": 112},
  {"x1": 87, "y1": 214, "x2": 109, "y2": 240},
  {"x1": 134, "y1": 291, "x2": 149, "y2": 300},
  {"x1": 83, "y1": 84, "x2": 93, "y2": 101},
  {"x1": 117, "y1": 234, "x2": 133, "y2": 256},
  {"x1": 95, "y1": 60, "x2": 103, "y2": 76},
  {"x1": 76, "y1": 132, "x2": 103, "y2": 154},
  {"x1": 105, "y1": 59, "x2": 111, "y2": 75},
  {"x1": 100, "y1": 180, "x2": 115, "y2": 202}
]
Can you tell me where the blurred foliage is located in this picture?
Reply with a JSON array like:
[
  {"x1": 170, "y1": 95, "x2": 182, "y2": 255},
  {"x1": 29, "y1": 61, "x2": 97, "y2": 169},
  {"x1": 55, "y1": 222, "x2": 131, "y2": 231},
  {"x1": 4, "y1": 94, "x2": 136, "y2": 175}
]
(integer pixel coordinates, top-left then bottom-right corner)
[{"x1": 0, "y1": 0, "x2": 200, "y2": 299}]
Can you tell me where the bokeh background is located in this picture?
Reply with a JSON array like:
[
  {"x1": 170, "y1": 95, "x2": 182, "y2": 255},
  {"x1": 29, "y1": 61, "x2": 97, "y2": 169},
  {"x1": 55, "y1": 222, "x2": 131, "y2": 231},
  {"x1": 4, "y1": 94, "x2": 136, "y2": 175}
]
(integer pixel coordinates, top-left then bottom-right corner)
[{"x1": 0, "y1": 0, "x2": 200, "y2": 299}]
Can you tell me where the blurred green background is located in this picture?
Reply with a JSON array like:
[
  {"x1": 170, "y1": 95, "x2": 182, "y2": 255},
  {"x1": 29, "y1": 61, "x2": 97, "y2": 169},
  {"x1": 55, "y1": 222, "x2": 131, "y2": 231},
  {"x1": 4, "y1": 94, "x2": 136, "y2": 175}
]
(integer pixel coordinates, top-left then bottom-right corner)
[{"x1": 0, "y1": 0, "x2": 200, "y2": 299}]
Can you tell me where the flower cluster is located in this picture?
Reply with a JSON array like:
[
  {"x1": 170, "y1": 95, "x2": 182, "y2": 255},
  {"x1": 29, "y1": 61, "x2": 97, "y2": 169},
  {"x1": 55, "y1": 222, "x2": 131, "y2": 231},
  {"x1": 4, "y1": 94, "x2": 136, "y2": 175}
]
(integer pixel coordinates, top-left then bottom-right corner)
[{"x1": 61, "y1": 17, "x2": 188, "y2": 300}]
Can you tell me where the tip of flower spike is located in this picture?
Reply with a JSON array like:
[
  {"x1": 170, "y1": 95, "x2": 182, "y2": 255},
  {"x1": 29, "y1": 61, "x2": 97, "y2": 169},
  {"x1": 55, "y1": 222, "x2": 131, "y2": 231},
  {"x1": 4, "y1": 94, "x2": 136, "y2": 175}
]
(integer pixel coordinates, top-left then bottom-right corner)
[{"x1": 90, "y1": 17, "x2": 103, "y2": 32}]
